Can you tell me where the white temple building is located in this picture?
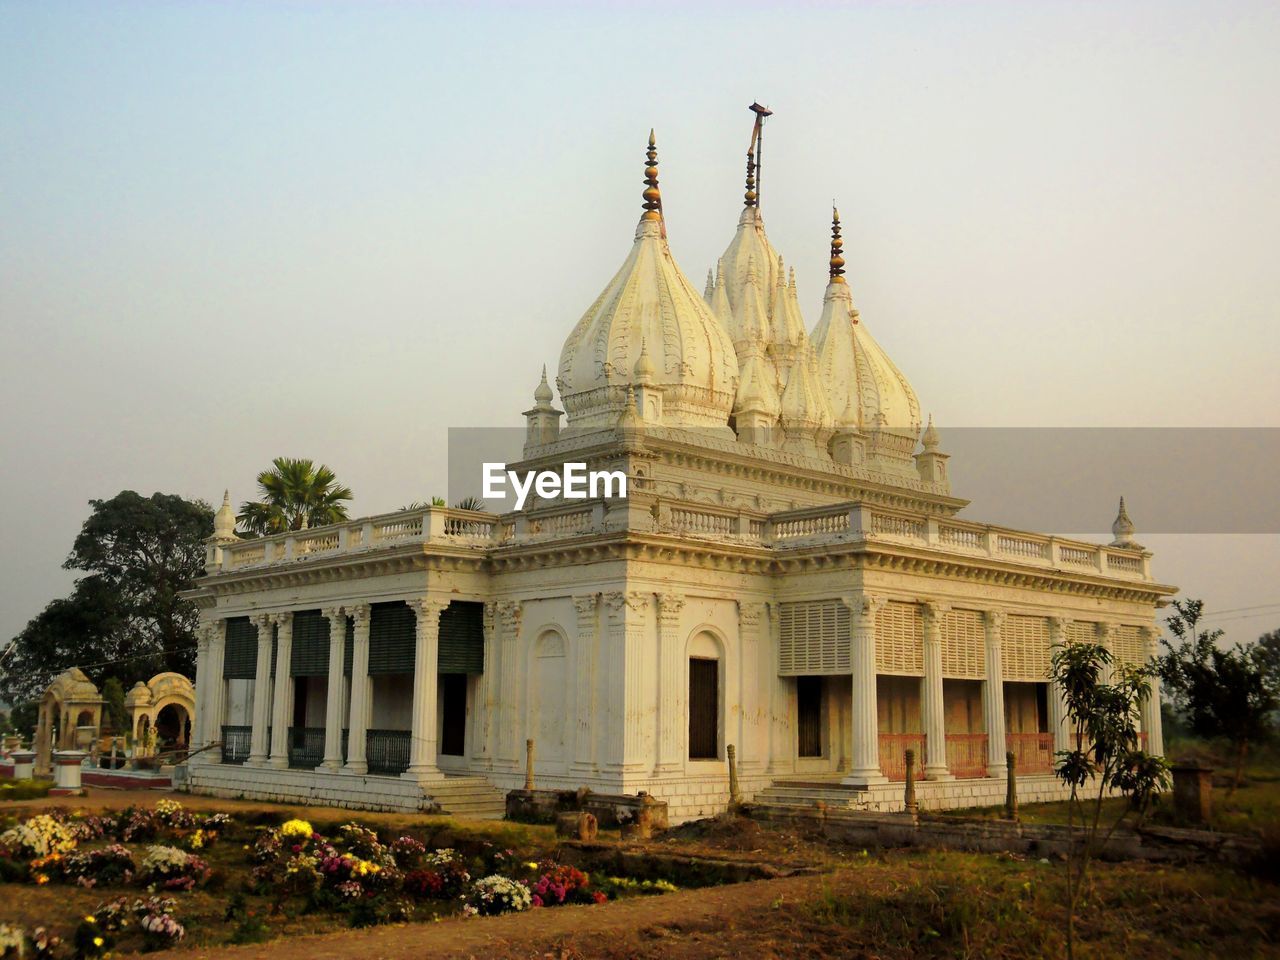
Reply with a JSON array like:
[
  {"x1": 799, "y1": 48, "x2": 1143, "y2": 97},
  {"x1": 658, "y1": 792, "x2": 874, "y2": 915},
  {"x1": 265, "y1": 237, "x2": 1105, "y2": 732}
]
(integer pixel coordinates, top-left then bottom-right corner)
[{"x1": 186, "y1": 124, "x2": 1173, "y2": 820}]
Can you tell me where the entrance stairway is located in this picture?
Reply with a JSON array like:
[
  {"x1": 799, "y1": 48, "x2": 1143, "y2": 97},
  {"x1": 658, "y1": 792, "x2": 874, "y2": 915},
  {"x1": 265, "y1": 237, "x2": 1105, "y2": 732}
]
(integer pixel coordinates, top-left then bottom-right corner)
[
  {"x1": 751, "y1": 779, "x2": 871, "y2": 813},
  {"x1": 426, "y1": 775, "x2": 507, "y2": 819}
]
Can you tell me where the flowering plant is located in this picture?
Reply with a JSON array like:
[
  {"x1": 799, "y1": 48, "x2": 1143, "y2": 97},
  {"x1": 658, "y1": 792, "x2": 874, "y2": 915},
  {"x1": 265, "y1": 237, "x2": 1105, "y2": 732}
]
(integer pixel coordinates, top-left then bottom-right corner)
[
  {"x1": 463, "y1": 875, "x2": 533, "y2": 916},
  {"x1": 279, "y1": 819, "x2": 314, "y2": 841},
  {"x1": 0, "y1": 815, "x2": 77, "y2": 860},
  {"x1": 94, "y1": 896, "x2": 185, "y2": 950},
  {"x1": 336, "y1": 823, "x2": 393, "y2": 865},
  {"x1": 68, "y1": 815, "x2": 118, "y2": 844},
  {"x1": 119, "y1": 808, "x2": 159, "y2": 844},
  {"x1": 390, "y1": 835, "x2": 426, "y2": 868},
  {"x1": 0, "y1": 924, "x2": 23, "y2": 958},
  {"x1": 528, "y1": 862, "x2": 591, "y2": 907},
  {"x1": 138, "y1": 845, "x2": 209, "y2": 891},
  {"x1": 61, "y1": 844, "x2": 136, "y2": 887}
]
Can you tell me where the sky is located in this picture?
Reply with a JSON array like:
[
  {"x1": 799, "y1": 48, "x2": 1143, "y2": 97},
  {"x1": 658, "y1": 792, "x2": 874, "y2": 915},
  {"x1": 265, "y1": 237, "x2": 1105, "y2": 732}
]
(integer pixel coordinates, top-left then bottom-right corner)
[{"x1": 2, "y1": 0, "x2": 1278, "y2": 648}]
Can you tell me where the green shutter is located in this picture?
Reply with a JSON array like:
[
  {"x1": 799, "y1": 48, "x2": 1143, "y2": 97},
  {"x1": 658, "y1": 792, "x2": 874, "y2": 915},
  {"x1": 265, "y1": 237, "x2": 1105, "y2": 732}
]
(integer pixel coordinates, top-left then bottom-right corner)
[
  {"x1": 344, "y1": 617, "x2": 354, "y2": 677},
  {"x1": 222, "y1": 617, "x2": 257, "y2": 679},
  {"x1": 438, "y1": 602, "x2": 484, "y2": 674},
  {"x1": 270, "y1": 625, "x2": 278, "y2": 678},
  {"x1": 368, "y1": 602, "x2": 416, "y2": 676},
  {"x1": 290, "y1": 610, "x2": 331, "y2": 677}
]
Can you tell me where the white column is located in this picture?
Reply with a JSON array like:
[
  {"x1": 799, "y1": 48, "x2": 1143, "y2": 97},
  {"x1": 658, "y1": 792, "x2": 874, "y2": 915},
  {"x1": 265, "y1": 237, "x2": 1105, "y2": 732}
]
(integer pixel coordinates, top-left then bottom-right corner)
[
  {"x1": 1140, "y1": 625, "x2": 1165, "y2": 755},
  {"x1": 571, "y1": 594, "x2": 599, "y2": 774},
  {"x1": 321, "y1": 606, "x2": 346, "y2": 770},
  {"x1": 192, "y1": 624, "x2": 211, "y2": 755},
  {"x1": 496, "y1": 601, "x2": 522, "y2": 770},
  {"x1": 1048, "y1": 617, "x2": 1072, "y2": 753},
  {"x1": 1097, "y1": 622, "x2": 1115, "y2": 685},
  {"x1": 475, "y1": 601, "x2": 497, "y2": 768},
  {"x1": 603, "y1": 592, "x2": 651, "y2": 774},
  {"x1": 404, "y1": 598, "x2": 448, "y2": 780},
  {"x1": 982, "y1": 610, "x2": 1007, "y2": 778},
  {"x1": 247, "y1": 614, "x2": 274, "y2": 765},
  {"x1": 737, "y1": 601, "x2": 765, "y2": 776},
  {"x1": 842, "y1": 593, "x2": 886, "y2": 786},
  {"x1": 921, "y1": 601, "x2": 952, "y2": 780},
  {"x1": 765, "y1": 602, "x2": 790, "y2": 774},
  {"x1": 654, "y1": 593, "x2": 686, "y2": 774},
  {"x1": 268, "y1": 613, "x2": 293, "y2": 767},
  {"x1": 203, "y1": 620, "x2": 226, "y2": 762},
  {"x1": 342, "y1": 604, "x2": 372, "y2": 774}
]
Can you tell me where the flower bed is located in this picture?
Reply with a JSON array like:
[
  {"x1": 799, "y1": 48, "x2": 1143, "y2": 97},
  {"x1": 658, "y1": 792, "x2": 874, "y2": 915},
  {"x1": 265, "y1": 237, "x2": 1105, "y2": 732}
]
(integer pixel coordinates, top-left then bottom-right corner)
[{"x1": 0, "y1": 799, "x2": 707, "y2": 955}]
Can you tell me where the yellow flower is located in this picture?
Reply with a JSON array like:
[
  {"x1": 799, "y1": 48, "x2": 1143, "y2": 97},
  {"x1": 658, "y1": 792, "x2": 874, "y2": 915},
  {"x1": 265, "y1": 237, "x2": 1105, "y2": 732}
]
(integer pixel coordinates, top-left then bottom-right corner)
[
  {"x1": 280, "y1": 818, "x2": 313, "y2": 839},
  {"x1": 524, "y1": 861, "x2": 538, "y2": 870},
  {"x1": 93, "y1": 937, "x2": 104, "y2": 947},
  {"x1": 84, "y1": 915, "x2": 96, "y2": 924}
]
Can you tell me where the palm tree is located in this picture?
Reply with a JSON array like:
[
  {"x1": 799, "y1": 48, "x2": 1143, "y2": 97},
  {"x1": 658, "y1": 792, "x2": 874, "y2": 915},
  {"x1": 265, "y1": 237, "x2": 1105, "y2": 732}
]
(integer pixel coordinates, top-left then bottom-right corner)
[
  {"x1": 453, "y1": 496, "x2": 486, "y2": 512},
  {"x1": 238, "y1": 457, "x2": 354, "y2": 536}
]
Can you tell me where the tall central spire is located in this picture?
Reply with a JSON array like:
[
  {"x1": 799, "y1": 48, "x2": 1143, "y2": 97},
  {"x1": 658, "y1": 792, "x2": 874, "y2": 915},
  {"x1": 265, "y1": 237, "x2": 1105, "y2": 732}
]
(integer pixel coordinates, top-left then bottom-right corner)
[
  {"x1": 642, "y1": 129, "x2": 662, "y2": 222},
  {"x1": 829, "y1": 206, "x2": 846, "y2": 284}
]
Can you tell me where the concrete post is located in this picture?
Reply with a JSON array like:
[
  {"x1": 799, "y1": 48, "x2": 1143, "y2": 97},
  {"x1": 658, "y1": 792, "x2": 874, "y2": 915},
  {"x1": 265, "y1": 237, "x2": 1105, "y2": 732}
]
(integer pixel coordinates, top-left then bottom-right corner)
[
  {"x1": 727, "y1": 743, "x2": 741, "y2": 809},
  {"x1": 1005, "y1": 751, "x2": 1018, "y2": 820},
  {"x1": 524, "y1": 738, "x2": 536, "y2": 791},
  {"x1": 903, "y1": 748, "x2": 918, "y2": 816}
]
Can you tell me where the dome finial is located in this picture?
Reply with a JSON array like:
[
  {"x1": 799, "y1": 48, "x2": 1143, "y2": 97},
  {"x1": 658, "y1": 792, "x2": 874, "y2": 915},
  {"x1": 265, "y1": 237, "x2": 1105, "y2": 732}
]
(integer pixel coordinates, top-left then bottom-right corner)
[
  {"x1": 534, "y1": 365, "x2": 554, "y2": 405},
  {"x1": 829, "y1": 205, "x2": 846, "y2": 283},
  {"x1": 744, "y1": 150, "x2": 757, "y2": 208},
  {"x1": 1110, "y1": 496, "x2": 1140, "y2": 548},
  {"x1": 642, "y1": 129, "x2": 662, "y2": 222},
  {"x1": 921, "y1": 414, "x2": 940, "y2": 450}
]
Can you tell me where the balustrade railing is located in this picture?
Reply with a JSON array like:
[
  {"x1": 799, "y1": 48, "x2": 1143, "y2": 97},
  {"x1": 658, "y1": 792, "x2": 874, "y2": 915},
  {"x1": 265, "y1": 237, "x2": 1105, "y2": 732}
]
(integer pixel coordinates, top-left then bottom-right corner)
[
  {"x1": 878, "y1": 733, "x2": 927, "y2": 781},
  {"x1": 287, "y1": 727, "x2": 325, "y2": 769},
  {"x1": 870, "y1": 512, "x2": 926, "y2": 540},
  {"x1": 945, "y1": 733, "x2": 989, "y2": 779},
  {"x1": 1006, "y1": 732, "x2": 1054, "y2": 775},
  {"x1": 670, "y1": 508, "x2": 735, "y2": 537},
  {"x1": 220, "y1": 725, "x2": 251, "y2": 764},
  {"x1": 366, "y1": 729, "x2": 411, "y2": 775}
]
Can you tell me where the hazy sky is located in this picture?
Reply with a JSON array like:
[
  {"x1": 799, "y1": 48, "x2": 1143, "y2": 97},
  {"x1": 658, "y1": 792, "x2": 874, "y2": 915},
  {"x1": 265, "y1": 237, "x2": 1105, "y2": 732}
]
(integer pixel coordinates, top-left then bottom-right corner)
[{"x1": 2, "y1": 1, "x2": 1278, "y2": 648}]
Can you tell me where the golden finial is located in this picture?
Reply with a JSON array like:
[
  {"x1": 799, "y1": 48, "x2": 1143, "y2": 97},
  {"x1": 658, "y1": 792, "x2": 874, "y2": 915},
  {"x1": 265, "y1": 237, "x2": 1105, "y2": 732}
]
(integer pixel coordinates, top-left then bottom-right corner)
[
  {"x1": 744, "y1": 151, "x2": 757, "y2": 208},
  {"x1": 642, "y1": 129, "x2": 662, "y2": 221},
  {"x1": 829, "y1": 205, "x2": 846, "y2": 283}
]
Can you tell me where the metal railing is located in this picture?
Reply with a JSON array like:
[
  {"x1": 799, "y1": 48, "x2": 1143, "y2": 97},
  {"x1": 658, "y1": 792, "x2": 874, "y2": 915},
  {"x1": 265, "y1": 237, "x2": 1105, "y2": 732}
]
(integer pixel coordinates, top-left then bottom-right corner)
[
  {"x1": 1006, "y1": 732, "x2": 1054, "y2": 775},
  {"x1": 366, "y1": 729, "x2": 411, "y2": 775},
  {"x1": 945, "y1": 733, "x2": 989, "y2": 779},
  {"x1": 878, "y1": 733, "x2": 926, "y2": 781},
  {"x1": 287, "y1": 727, "x2": 325, "y2": 769},
  {"x1": 220, "y1": 725, "x2": 251, "y2": 764}
]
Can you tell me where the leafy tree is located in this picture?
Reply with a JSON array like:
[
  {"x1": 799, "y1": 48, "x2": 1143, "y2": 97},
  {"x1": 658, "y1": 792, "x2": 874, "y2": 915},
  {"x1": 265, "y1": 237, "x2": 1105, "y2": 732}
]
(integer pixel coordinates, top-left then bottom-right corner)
[
  {"x1": 238, "y1": 457, "x2": 353, "y2": 535},
  {"x1": 100, "y1": 677, "x2": 127, "y2": 734},
  {"x1": 0, "y1": 491, "x2": 211, "y2": 721},
  {"x1": 1159, "y1": 599, "x2": 1276, "y2": 791},
  {"x1": 1051, "y1": 641, "x2": 1169, "y2": 960}
]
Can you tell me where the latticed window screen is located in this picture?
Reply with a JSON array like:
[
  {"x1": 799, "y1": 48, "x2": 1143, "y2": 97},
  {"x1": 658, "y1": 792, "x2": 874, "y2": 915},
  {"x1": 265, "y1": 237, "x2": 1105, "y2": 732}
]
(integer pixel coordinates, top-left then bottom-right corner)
[
  {"x1": 290, "y1": 610, "x2": 330, "y2": 677},
  {"x1": 1003, "y1": 614, "x2": 1051, "y2": 681},
  {"x1": 1111, "y1": 625, "x2": 1146, "y2": 666},
  {"x1": 1067, "y1": 621, "x2": 1098, "y2": 646},
  {"x1": 875, "y1": 601, "x2": 924, "y2": 676},
  {"x1": 222, "y1": 617, "x2": 257, "y2": 679},
  {"x1": 940, "y1": 609, "x2": 986, "y2": 679},
  {"x1": 343, "y1": 618, "x2": 354, "y2": 677},
  {"x1": 438, "y1": 602, "x2": 485, "y2": 674},
  {"x1": 778, "y1": 601, "x2": 851, "y2": 676},
  {"x1": 369, "y1": 602, "x2": 416, "y2": 675}
]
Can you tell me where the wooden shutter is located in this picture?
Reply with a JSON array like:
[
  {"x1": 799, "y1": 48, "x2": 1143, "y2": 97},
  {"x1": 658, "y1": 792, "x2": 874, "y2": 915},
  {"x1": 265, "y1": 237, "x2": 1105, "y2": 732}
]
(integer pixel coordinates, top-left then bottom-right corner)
[
  {"x1": 876, "y1": 601, "x2": 924, "y2": 675},
  {"x1": 941, "y1": 609, "x2": 986, "y2": 679},
  {"x1": 438, "y1": 602, "x2": 485, "y2": 674},
  {"x1": 688, "y1": 658, "x2": 719, "y2": 759},
  {"x1": 222, "y1": 617, "x2": 257, "y2": 679},
  {"x1": 1003, "y1": 615, "x2": 1051, "y2": 681},
  {"x1": 777, "y1": 601, "x2": 851, "y2": 676},
  {"x1": 1068, "y1": 621, "x2": 1098, "y2": 646},
  {"x1": 343, "y1": 617, "x2": 354, "y2": 677},
  {"x1": 1112, "y1": 625, "x2": 1145, "y2": 666},
  {"x1": 369, "y1": 602, "x2": 416, "y2": 676},
  {"x1": 290, "y1": 610, "x2": 330, "y2": 677}
]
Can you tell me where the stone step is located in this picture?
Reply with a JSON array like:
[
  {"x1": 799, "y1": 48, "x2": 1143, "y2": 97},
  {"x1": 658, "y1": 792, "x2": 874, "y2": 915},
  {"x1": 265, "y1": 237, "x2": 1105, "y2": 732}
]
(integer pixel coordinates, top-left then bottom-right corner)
[{"x1": 424, "y1": 777, "x2": 507, "y2": 819}]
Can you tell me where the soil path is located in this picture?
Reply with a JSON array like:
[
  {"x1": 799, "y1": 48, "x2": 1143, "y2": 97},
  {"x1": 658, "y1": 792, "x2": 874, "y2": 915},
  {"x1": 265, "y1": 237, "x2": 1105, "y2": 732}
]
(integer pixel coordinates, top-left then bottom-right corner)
[{"x1": 184, "y1": 873, "x2": 821, "y2": 960}]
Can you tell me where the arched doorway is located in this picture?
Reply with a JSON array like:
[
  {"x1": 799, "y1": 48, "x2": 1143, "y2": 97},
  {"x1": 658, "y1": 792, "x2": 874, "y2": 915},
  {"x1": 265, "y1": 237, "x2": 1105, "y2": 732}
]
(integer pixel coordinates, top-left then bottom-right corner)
[{"x1": 155, "y1": 703, "x2": 190, "y2": 749}]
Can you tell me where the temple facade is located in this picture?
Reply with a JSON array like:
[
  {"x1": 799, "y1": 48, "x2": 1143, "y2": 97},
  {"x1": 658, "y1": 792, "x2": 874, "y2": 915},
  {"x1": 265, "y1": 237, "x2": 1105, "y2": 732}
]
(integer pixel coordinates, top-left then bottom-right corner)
[{"x1": 185, "y1": 124, "x2": 1173, "y2": 820}]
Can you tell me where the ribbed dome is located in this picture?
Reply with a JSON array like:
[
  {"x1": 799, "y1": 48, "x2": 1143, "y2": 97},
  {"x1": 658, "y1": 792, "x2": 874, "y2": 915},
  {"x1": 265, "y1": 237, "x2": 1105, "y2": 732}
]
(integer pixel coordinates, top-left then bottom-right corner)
[
  {"x1": 720, "y1": 207, "x2": 782, "y2": 322},
  {"x1": 557, "y1": 134, "x2": 738, "y2": 433},
  {"x1": 811, "y1": 278, "x2": 922, "y2": 434}
]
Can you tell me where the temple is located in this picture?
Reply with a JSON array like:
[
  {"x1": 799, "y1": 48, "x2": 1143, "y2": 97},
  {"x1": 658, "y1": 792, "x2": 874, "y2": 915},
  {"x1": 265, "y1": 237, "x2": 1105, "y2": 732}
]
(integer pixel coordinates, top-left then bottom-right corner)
[{"x1": 185, "y1": 118, "x2": 1174, "y2": 820}]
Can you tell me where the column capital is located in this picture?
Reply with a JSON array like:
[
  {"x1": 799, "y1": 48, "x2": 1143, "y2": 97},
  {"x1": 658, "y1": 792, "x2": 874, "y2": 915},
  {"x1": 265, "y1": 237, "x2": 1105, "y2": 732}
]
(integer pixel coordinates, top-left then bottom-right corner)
[
  {"x1": 270, "y1": 610, "x2": 294, "y2": 628},
  {"x1": 322, "y1": 605, "x2": 346, "y2": 621},
  {"x1": 604, "y1": 591, "x2": 648, "y2": 615},
  {"x1": 348, "y1": 603, "x2": 372, "y2": 626},
  {"x1": 572, "y1": 594, "x2": 600, "y2": 617},
  {"x1": 1048, "y1": 616, "x2": 1068, "y2": 640},
  {"x1": 922, "y1": 600, "x2": 950, "y2": 624},
  {"x1": 1139, "y1": 623, "x2": 1160, "y2": 650},
  {"x1": 498, "y1": 599, "x2": 523, "y2": 631},
  {"x1": 983, "y1": 609, "x2": 1006, "y2": 630},
  {"x1": 1096, "y1": 621, "x2": 1114, "y2": 644},
  {"x1": 656, "y1": 593, "x2": 686, "y2": 622},
  {"x1": 842, "y1": 593, "x2": 886, "y2": 618},
  {"x1": 250, "y1": 613, "x2": 272, "y2": 630},
  {"x1": 738, "y1": 600, "x2": 765, "y2": 628},
  {"x1": 408, "y1": 597, "x2": 449, "y2": 625}
]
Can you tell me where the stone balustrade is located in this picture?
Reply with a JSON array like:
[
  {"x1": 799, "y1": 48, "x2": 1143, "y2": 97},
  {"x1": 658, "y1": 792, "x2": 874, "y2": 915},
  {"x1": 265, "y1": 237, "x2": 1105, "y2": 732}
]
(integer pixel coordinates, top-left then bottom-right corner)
[{"x1": 211, "y1": 500, "x2": 1153, "y2": 582}]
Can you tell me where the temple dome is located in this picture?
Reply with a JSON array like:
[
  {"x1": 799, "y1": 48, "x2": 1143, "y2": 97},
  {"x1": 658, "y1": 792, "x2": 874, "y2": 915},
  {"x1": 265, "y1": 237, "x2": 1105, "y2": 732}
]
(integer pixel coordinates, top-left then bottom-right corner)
[
  {"x1": 720, "y1": 207, "x2": 783, "y2": 322},
  {"x1": 558, "y1": 134, "x2": 738, "y2": 433},
  {"x1": 810, "y1": 212, "x2": 921, "y2": 436}
]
